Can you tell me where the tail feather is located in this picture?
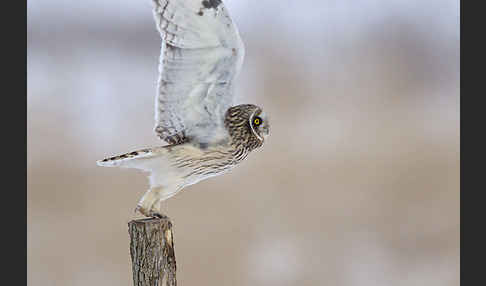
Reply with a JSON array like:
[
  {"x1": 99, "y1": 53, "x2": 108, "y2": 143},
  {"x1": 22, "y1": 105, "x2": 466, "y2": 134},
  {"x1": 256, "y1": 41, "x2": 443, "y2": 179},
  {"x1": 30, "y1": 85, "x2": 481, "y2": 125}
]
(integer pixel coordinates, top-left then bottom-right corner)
[{"x1": 96, "y1": 147, "x2": 165, "y2": 169}]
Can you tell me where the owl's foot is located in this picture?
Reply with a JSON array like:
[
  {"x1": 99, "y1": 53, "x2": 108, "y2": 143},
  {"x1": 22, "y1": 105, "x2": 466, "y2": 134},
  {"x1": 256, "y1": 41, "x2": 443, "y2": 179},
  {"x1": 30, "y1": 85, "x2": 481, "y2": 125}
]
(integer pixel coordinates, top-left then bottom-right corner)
[
  {"x1": 136, "y1": 187, "x2": 171, "y2": 218},
  {"x1": 135, "y1": 204, "x2": 167, "y2": 219},
  {"x1": 135, "y1": 205, "x2": 162, "y2": 218},
  {"x1": 152, "y1": 213, "x2": 167, "y2": 219}
]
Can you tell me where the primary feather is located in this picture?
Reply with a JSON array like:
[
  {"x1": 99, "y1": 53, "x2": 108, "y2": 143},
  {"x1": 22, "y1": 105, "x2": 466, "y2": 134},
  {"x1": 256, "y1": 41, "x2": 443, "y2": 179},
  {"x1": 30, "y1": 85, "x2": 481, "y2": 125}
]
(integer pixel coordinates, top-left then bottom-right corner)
[{"x1": 153, "y1": 0, "x2": 245, "y2": 145}]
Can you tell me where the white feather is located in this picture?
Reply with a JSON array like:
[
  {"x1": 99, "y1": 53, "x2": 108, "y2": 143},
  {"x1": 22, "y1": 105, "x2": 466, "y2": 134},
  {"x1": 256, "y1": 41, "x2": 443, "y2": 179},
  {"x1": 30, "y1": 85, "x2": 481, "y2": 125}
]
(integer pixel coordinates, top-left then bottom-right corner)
[{"x1": 152, "y1": 0, "x2": 245, "y2": 145}]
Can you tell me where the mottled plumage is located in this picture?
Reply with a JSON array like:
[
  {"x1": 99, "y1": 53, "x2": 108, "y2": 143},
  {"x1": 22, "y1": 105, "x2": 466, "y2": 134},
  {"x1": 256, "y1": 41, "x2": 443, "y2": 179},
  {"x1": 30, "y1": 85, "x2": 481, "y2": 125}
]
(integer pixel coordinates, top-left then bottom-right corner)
[{"x1": 97, "y1": 0, "x2": 269, "y2": 217}]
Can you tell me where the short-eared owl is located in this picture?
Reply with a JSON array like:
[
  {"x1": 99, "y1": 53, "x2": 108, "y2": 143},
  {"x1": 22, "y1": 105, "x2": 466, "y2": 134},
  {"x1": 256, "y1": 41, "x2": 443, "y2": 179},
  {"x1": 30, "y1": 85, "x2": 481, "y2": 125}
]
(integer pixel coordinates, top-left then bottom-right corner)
[{"x1": 97, "y1": 0, "x2": 270, "y2": 217}]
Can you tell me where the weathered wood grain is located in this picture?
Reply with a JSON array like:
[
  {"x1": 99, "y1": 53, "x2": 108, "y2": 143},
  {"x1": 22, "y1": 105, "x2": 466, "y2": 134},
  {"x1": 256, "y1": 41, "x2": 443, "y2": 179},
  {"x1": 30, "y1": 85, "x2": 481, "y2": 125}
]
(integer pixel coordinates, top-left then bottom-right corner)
[{"x1": 128, "y1": 217, "x2": 177, "y2": 286}]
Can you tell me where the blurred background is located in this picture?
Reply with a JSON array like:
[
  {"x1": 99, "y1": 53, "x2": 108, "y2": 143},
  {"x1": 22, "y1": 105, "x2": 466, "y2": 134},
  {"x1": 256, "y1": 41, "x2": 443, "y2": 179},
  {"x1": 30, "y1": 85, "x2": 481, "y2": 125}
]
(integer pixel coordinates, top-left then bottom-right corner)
[{"x1": 27, "y1": 0, "x2": 459, "y2": 285}]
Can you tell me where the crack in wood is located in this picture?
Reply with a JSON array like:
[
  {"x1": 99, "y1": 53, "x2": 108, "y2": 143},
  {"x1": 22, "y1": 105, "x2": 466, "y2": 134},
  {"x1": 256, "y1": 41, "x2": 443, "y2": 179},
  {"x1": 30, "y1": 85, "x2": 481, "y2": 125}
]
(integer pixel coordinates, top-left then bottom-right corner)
[{"x1": 129, "y1": 217, "x2": 177, "y2": 286}]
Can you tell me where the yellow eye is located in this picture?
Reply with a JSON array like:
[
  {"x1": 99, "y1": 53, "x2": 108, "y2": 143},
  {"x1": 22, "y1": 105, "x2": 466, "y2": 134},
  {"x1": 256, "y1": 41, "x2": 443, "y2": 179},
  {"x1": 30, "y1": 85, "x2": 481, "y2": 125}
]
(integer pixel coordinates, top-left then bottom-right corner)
[{"x1": 253, "y1": 116, "x2": 262, "y2": 126}]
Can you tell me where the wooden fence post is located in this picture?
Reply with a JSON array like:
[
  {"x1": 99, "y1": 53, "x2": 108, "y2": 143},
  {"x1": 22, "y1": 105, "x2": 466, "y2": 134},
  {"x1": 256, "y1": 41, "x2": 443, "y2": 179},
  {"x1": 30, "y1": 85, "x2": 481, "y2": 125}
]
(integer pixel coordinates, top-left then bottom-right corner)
[{"x1": 128, "y1": 217, "x2": 177, "y2": 286}]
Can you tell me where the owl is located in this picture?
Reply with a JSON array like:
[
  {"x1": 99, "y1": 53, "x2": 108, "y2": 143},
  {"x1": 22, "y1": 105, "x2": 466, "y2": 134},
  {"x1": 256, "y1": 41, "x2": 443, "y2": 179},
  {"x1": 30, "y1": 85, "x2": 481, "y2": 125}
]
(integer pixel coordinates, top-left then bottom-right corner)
[{"x1": 97, "y1": 0, "x2": 270, "y2": 217}]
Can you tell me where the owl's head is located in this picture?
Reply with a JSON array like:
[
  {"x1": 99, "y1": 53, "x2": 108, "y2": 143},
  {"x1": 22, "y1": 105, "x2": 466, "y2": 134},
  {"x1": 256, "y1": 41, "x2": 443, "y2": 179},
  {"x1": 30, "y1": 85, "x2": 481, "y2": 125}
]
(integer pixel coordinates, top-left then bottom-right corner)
[{"x1": 224, "y1": 104, "x2": 270, "y2": 150}]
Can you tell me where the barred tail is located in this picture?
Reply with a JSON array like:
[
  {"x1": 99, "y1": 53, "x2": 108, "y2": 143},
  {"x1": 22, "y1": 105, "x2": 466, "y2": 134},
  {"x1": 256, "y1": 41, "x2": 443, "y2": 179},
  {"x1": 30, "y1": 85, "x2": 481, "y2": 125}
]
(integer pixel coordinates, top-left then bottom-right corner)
[{"x1": 96, "y1": 146, "x2": 166, "y2": 169}]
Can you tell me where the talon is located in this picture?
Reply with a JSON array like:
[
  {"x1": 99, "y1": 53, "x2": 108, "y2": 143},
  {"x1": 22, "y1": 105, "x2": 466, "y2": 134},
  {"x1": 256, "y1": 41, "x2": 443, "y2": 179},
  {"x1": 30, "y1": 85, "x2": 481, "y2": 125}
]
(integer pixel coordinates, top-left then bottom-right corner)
[{"x1": 152, "y1": 213, "x2": 163, "y2": 219}]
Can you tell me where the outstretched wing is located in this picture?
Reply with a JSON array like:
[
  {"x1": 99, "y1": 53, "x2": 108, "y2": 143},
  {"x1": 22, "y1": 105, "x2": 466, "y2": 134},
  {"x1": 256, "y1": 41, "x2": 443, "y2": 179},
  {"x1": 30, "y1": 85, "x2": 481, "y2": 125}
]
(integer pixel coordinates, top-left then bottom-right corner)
[{"x1": 152, "y1": 0, "x2": 245, "y2": 145}]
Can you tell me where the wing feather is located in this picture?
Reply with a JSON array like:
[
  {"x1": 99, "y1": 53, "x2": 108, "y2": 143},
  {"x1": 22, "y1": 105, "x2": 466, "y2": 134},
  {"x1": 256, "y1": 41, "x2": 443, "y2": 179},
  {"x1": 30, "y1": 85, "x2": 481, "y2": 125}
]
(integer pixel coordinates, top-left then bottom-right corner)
[{"x1": 152, "y1": 0, "x2": 245, "y2": 145}]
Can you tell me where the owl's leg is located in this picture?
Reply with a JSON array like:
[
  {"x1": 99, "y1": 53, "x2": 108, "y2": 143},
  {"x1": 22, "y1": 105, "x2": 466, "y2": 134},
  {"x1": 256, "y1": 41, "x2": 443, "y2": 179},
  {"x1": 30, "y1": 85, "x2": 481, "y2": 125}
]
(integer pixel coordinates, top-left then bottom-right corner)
[{"x1": 136, "y1": 187, "x2": 165, "y2": 218}]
